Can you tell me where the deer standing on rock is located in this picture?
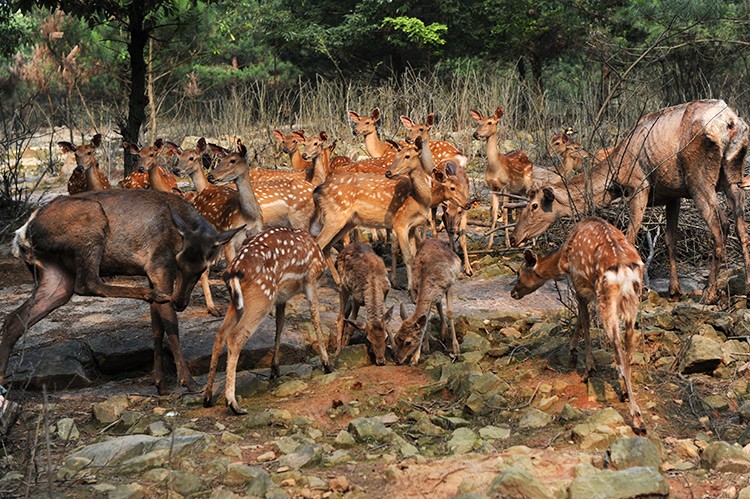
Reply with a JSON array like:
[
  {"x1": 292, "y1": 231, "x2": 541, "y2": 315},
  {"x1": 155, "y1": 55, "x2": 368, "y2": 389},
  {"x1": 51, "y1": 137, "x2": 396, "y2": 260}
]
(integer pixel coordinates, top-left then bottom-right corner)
[
  {"x1": 471, "y1": 106, "x2": 558, "y2": 249},
  {"x1": 394, "y1": 239, "x2": 462, "y2": 365},
  {"x1": 512, "y1": 99, "x2": 750, "y2": 304},
  {"x1": 334, "y1": 243, "x2": 394, "y2": 365},
  {"x1": 0, "y1": 190, "x2": 242, "y2": 394},
  {"x1": 203, "y1": 227, "x2": 332, "y2": 415},
  {"x1": 60, "y1": 134, "x2": 111, "y2": 194},
  {"x1": 511, "y1": 217, "x2": 646, "y2": 434}
]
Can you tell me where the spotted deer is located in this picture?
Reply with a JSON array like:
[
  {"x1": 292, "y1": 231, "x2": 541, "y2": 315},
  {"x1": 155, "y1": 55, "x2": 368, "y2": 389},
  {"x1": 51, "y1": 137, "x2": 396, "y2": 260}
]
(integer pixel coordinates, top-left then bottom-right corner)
[
  {"x1": 394, "y1": 238, "x2": 462, "y2": 365},
  {"x1": 0, "y1": 190, "x2": 242, "y2": 394},
  {"x1": 349, "y1": 108, "x2": 397, "y2": 158},
  {"x1": 203, "y1": 227, "x2": 332, "y2": 414},
  {"x1": 334, "y1": 242, "x2": 394, "y2": 364},
  {"x1": 274, "y1": 129, "x2": 311, "y2": 171},
  {"x1": 59, "y1": 133, "x2": 111, "y2": 194},
  {"x1": 512, "y1": 100, "x2": 750, "y2": 304},
  {"x1": 471, "y1": 106, "x2": 558, "y2": 249},
  {"x1": 313, "y1": 137, "x2": 472, "y2": 291},
  {"x1": 511, "y1": 217, "x2": 645, "y2": 433},
  {"x1": 120, "y1": 139, "x2": 181, "y2": 194},
  {"x1": 547, "y1": 128, "x2": 614, "y2": 176}
]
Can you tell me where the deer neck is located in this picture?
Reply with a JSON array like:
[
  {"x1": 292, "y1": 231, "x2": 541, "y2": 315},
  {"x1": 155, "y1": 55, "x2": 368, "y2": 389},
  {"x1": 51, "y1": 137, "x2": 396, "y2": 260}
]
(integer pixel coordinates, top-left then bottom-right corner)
[
  {"x1": 407, "y1": 165, "x2": 433, "y2": 208},
  {"x1": 290, "y1": 149, "x2": 308, "y2": 170},
  {"x1": 148, "y1": 166, "x2": 172, "y2": 193},
  {"x1": 234, "y1": 170, "x2": 264, "y2": 225},
  {"x1": 307, "y1": 150, "x2": 329, "y2": 186},
  {"x1": 485, "y1": 133, "x2": 509, "y2": 180},
  {"x1": 86, "y1": 164, "x2": 107, "y2": 191},
  {"x1": 535, "y1": 248, "x2": 565, "y2": 280},
  {"x1": 190, "y1": 166, "x2": 211, "y2": 193},
  {"x1": 365, "y1": 131, "x2": 388, "y2": 158},
  {"x1": 364, "y1": 275, "x2": 386, "y2": 326}
]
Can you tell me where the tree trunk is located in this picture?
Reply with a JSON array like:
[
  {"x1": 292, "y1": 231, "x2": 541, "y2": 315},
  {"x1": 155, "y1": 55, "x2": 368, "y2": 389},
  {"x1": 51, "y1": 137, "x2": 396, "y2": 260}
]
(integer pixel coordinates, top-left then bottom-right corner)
[{"x1": 122, "y1": 0, "x2": 148, "y2": 177}]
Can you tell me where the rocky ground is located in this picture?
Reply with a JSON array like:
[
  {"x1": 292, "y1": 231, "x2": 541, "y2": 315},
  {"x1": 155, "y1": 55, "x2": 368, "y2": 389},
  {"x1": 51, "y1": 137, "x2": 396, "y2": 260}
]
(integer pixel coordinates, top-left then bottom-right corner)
[{"x1": 1, "y1": 171, "x2": 750, "y2": 498}]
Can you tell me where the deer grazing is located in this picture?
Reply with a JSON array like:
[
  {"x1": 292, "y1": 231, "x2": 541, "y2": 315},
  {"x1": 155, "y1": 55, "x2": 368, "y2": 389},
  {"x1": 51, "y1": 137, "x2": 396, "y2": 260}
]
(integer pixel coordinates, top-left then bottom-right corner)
[
  {"x1": 120, "y1": 139, "x2": 181, "y2": 194},
  {"x1": 512, "y1": 99, "x2": 750, "y2": 303},
  {"x1": 274, "y1": 129, "x2": 311, "y2": 171},
  {"x1": 334, "y1": 243, "x2": 393, "y2": 365},
  {"x1": 203, "y1": 227, "x2": 332, "y2": 414},
  {"x1": 511, "y1": 217, "x2": 645, "y2": 433},
  {"x1": 0, "y1": 190, "x2": 242, "y2": 394},
  {"x1": 394, "y1": 239, "x2": 462, "y2": 365},
  {"x1": 349, "y1": 108, "x2": 396, "y2": 158},
  {"x1": 60, "y1": 134, "x2": 111, "y2": 194}
]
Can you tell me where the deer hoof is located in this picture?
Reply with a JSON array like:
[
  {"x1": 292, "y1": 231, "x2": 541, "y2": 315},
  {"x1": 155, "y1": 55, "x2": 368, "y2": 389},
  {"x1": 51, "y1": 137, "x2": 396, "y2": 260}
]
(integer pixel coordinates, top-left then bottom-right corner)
[
  {"x1": 322, "y1": 362, "x2": 334, "y2": 374},
  {"x1": 207, "y1": 306, "x2": 222, "y2": 317},
  {"x1": 632, "y1": 424, "x2": 647, "y2": 436},
  {"x1": 229, "y1": 401, "x2": 248, "y2": 416},
  {"x1": 270, "y1": 365, "x2": 281, "y2": 379},
  {"x1": 202, "y1": 393, "x2": 214, "y2": 408},
  {"x1": 183, "y1": 378, "x2": 201, "y2": 394}
]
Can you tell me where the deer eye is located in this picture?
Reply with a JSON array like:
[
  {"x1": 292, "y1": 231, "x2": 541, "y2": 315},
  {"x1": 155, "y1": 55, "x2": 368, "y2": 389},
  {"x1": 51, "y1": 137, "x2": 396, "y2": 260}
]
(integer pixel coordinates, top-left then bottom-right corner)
[
  {"x1": 189, "y1": 156, "x2": 194, "y2": 161},
  {"x1": 150, "y1": 153, "x2": 154, "y2": 157},
  {"x1": 450, "y1": 186, "x2": 456, "y2": 191},
  {"x1": 87, "y1": 151, "x2": 92, "y2": 155},
  {"x1": 532, "y1": 203, "x2": 538, "y2": 210}
]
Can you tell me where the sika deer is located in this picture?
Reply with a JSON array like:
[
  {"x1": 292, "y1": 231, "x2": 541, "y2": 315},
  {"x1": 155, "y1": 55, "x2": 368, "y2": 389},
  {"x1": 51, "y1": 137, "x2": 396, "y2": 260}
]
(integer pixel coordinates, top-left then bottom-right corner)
[
  {"x1": 394, "y1": 239, "x2": 462, "y2": 365},
  {"x1": 511, "y1": 217, "x2": 645, "y2": 433},
  {"x1": 0, "y1": 190, "x2": 242, "y2": 393},
  {"x1": 349, "y1": 108, "x2": 396, "y2": 158},
  {"x1": 120, "y1": 139, "x2": 181, "y2": 194},
  {"x1": 547, "y1": 128, "x2": 613, "y2": 176},
  {"x1": 512, "y1": 100, "x2": 750, "y2": 303},
  {"x1": 203, "y1": 227, "x2": 332, "y2": 414},
  {"x1": 274, "y1": 129, "x2": 311, "y2": 171},
  {"x1": 471, "y1": 106, "x2": 558, "y2": 249},
  {"x1": 334, "y1": 243, "x2": 394, "y2": 364},
  {"x1": 60, "y1": 134, "x2": 111, "y2": 194}
]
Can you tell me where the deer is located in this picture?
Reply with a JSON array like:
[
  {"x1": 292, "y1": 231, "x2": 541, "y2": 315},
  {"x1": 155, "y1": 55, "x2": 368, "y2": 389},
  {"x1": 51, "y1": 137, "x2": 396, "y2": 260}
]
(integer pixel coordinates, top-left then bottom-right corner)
[
  {"x1": 203, "y1": 227, "x2": 332, "y2": 415},
  {"x1": 59, "y1": 133, "x2": 111, "y2": 194},
  {"x1": 313, "y1": 137, "x2": 472, "y2": 291},
  {"x1": 0, "y1": 190, "x2": 242, "y2": 394},
  {"x1": 471, "y1": 106, "x2": 558, "y2": 249},
  {"x1": 547, "y1": 128, "x2": 614, "y2": 176},
  {"x1": 400, "y1": 113, "x2": 467, "y2": 168},
  {"x1": 393, "y1": 238, "x2": 462, "y2": 366},
  {"x1": 274, "y1": 129, "x2": 311, "y2": 171},
  {"x1": 119, "y1": 139, "x2": 181, "y2": 194},
  {"x1": 349, "y1": 108, "x2": 397, "y2": 158},
  {"x1": 334, "y1": 242, "x2": 394, "y2": 365},
  {"x1": 510, "y1": 217, "x2": 646, "y2": 434},
  {"x1": 512, "y1": 99, "x2": 750, "y2": 304}
]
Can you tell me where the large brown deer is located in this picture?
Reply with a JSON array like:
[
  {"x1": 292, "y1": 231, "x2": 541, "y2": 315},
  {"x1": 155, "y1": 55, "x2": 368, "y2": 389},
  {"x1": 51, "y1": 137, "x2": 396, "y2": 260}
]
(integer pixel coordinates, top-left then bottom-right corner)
[
  {"x1": 394, "y1": 239, "x2": 461, "y2": 365},
  {"x1": 512, "y1": 100, "x2": 750, "y2": 303},
  {"x1": 471, "y1": 106, "x2": 558, "y2": 249},
  {"x1": 203, "y1": 227, "x2": 332, "y2": 414},
  {"x1": 60, "y1": 134, "x2": 111, "y2": 194},
  {"x1": 511, "y1": 217, "x2": 645, "y2": 433},
  {"x1": 334, "y1": 243, "x2": 394, "y2": 365},
  {"x1": 313, "y1": 137, "x2": 471, "y2": 291},
  {"x1": 120, "y1": 139, "x2": 181, "y2": 194},
  {"x1": 0, "y1": 190, "x2": 242, "y2": 394},
  {"x1": 274, "y1": 129, "x2": 311, "y2": 171},
  {"x1": 349, "y1": 108, "x2": 396, "y2": 158}
]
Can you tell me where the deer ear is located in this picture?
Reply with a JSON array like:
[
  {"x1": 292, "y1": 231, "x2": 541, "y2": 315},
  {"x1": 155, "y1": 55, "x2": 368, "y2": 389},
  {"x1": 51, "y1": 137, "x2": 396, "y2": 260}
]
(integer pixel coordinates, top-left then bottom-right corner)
[
  {"x1": 197, "y1": 137, "x2": 207, "y2": 152},
  {"x1": 432, "y1": 168, "x2": 445, "y2": 183},
  {"x1": 399, "y1": 302, "x2": 409, "y2": 320},
  {"x1": 154, "y1": 138, "x2": 164, "y2": 149},
  {"x1": 400, "y1": 116, "x2": 414, "y2": 129},
  {"x1": 542, "y1": 186, "x2": 556, "y2": 204},
  {"x1": 444, "y1": 161, "x2": 457, "y2": 176},
  {"x1": 91, "y1": 134, "x2": 102, "y2": 148},
  {"x1": 273, "y1": 130, "x2": 284, "y2": 142},
  {"x1": 414, "y1": 136, "x2": 423, "y2": 151},
  {"x1": 165, "y1": 141, "x2": 183, "y2": 156},
  {"x1": 320, "y1": 131, "x2": 328, "y2": 141},
  {"x1": 372, "y1": 107, "x2": 381, "y2": 121},
  {"x1": 494, "y1": 106, "x2": 504, "y2": 119},
  {"x1": 169, "y1": 206, "x2": 191, "y2": 237},
  {"x1": 384, "y1": 305, "x2": 395, "y2": 322},
  {"x1": 344, "y1": 318, "x2": 365, "y2": 331},
  {"x1": 58, "y1": 141, "x2": 75, "y2": 153},
  {"x1": 523, "y1": 249, "x2": 537, "y2": 267},
  {"x1": 426, "y1": 113, "x2": 434, "y2": 127},
  {"x1": 469, "y1": 109, "x2": 482, "y2": 123},
  {"x1": 385, "y1": 139, "x2": 401, "y2": 151},
  {"x1": 208, "y1": 143, "x2": 228, "y2": 158},
  {"x1": 416, "y1": 314, "x2": 428, "y2": 328},
  {"x1": 348, "y1": 111, "x2": 360, "y2": 122},
  {"x1": 215, "y1": 225, "x2": 245, "y2": 247},
  {"x1": 123, "y1": 142, "x2": 140, "y2": 155},
  {"x1": 239, "y1": 143, "x2": 248, "y2": 158}
]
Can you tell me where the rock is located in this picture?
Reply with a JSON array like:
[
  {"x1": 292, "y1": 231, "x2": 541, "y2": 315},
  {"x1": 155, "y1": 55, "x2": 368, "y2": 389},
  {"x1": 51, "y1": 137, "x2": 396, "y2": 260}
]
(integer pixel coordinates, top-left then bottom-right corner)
[
  {"x1": 518, "y1": 409, "x2": 552, "y2": 429},
  {"x1": 246, "y1": 468, "x2": 273, "y2": 497},
  {"x1": 92, "y1": 394, "x2": 130, "y2": 424},
  {"x1": 700, "y1": 441, "x2": 750, "y2": 472},
  {"x1": 413, "y1": 416, "x2": 445, "y2": 436},
  {"x1": 241, "y1": 409, "x2": 293, "y2": 429},
  {"x1": 56, "y1": 456, "x2": 94, "y2": 481},
  {"x1": 376, "y1": 413, "x2": 399, "y2": 425},
  {"x1": 723, "y1": 340, "x2": 750, "y2": 366},
  {"x1": 703, "y1": 394, "x2": 730, "y2": 412},
  {"x1": 448, "y1": 428, "x2": 480, "y2": 454},
  {"x1": 108, "y1": 483, "x2": 145, "y2": 499},
  {"x1": 209, "y1": 488, "x2": 242, "y2": 499},
  {"x1": 569, "y1": 466, "x2": 669, "y2": 498},
  {"x1": 572, "y1": 408, "x2": 634, "y2": 450},
  {"x1": 118, "y1": 449, "x2": 171, "y2": 473},
  {"x1": 608, "y1": 437, "x2": 662, "y2": 470},
  {"x1": 169, "y1": 470, "x2": 205, "y2": 496},
  {"x1": 487, "y1": 466, "x2": 550, "y2": 499},
  {"x1": 537, "y1": 395, "x2": 559, "y2": 411},
  {"x1": 225, "y1": 463, "x2": 270, "y2": 486},
  {"x1": 680, "y1": 335, "x2": 722, "y2": 374},
  {"x1": 89, "y1": 330, "x2": 153, "y2": 374},
  {"x1": 7, "y1": 339, "x2": 93, "y2": 390},
  {"x1": 438, "y1": 361, "x2": 482, "y2": 393},
  {"x1": 479, "y1": 425, "x2": 511, "y2": 440},
  {"x1": 560, "y1": 404, "x2": 585, "y2": 422},
  {"x1": 673, "y1": 303, "x2": 715, "y2": 332},
  {"x1": 277, "y1": 445, "x2": 322, "y2": 470},
  {"x1": 257, "y1": 451, "x2": 276, "y2": 462},
  {"x1": 739, "y1": 424, "x2": 750, "y2": 447},
  {"x1": 739, "y1": 486, "x2": 750, "y2": 499},
  {"x1": 461, "y1": 332, "x2": 491, "y2": 355},
  {"x1": 432, "y1": 416, "x2": 471, "y2": 430},
  {"x1": 739, "y1": 402, "x2": 750, "y2": 424},
  {"x1": 273, "y1": 379, "x2": 309, "y2": 398},
  {"x1": 732, "y1": 309, "x2": 750, "y2": 337},
  {"x1": 348, "y1": 417, "x2": 392, "y2": 443},
  {"x1": 586, "y1": 378, "x2": 620, "y2": 404},
  {"x1": 148, "y1": 421, "x2": 170, "y2": 437},
  {"x1": 334, "y1": 430, "x2": 357, "y2": 448},
  {"x1": 324, "y1": 449, "x2": 352, "y2": 466},
  {"x1": 336, "y1": 344, "x2": 372, "y2": 369},
  {"x1": 329, "y1": 476, "x2": 350, "y2": 493},
  {"x1": 56, "y1": 418, "x2": 80, "y2": 441}
]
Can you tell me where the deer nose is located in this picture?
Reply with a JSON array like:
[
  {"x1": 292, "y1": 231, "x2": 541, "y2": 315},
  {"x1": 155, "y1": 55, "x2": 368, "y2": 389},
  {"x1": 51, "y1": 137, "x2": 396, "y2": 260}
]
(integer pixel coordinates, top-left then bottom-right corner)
[
  {"x1": 464, "y1": 202, "x2": 472, "y2": 210},
  {"x1": 301, "y1": 152, "x2": 309, "y2": 160},
  {"x1": 207, "y1": 173, "x2": 216, "y2": 183},
  {"x1": 472, "y1": 131, "x2": 480, "y2": 140},
  {"x1": 137, "y1": 166, "x2": 146, "y2": 173},
  {"x1": 510, "y1": 289, "x2": 520, "y2": 300},
  {"x1": 172, "y1": 168, "x2": 181, "y2": 176},
  {"x1": 385, "y1": 170, "x2": 393, "y2": 178},
  {"x1": 352, "y1": 130, "x2": 358, "y2": 137}
]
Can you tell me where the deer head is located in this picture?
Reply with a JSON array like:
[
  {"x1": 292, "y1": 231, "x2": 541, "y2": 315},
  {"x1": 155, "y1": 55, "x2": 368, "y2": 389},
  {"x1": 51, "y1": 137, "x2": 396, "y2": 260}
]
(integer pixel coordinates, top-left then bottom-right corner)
[
  {"x1": 470, "y1": 107, "x2": 503, "y2": 140},
  {"x1": 274, "y1": 129, "x2": 306, "y2": 154},
  {"x1": 349, "y1": 108, "x2": 381, "y2": 138},
  {"x1": 385, "y1": 138, "x2": 422, "y2": 178},
  {"x1": 207, "y1": 141, "x2": 249, "y2": 183},
  {"x1": 510, "y1": 249, "x2": 548, "y2": 299},
  {"x1": 393, "y1": 302, "x2": 427, "y2": 365},
  {"x1": 344, "y1": 305, "x2": 395, "y2": 365},
  {"x1": 547, "y1": 130, "x2": 571, "y2": 156},
  {"x1": 434, "y1": 167, "x2": 472, "y2": 211},
  {"x1": 168, "y1": 138, "x2": 207, "y2": 177},
  {"x1": 124, "y1": 138, "x2": 165, "y2": 173},
  {"x1": 59, "y1": 133, "x2": 102, "y2": 173},
  {"x1": 400, "y1": 113, "x2": 434, "y2": 144},
  {"x1": 300, "y1": 131, "x2": 328, "y2": 161},
  {"x1": 510, "y1": 186, "x2": 570, "y2": 247}
]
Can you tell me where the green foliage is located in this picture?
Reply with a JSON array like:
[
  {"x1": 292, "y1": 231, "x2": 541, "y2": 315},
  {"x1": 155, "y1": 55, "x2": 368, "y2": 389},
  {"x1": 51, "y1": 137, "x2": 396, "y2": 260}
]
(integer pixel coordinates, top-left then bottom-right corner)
[
  {"x1": 382, "y1": 16, "x2": 447, "y2": 48},
  {"x1": 0, "y1": 6, "x2": 32, "y2": 60}
]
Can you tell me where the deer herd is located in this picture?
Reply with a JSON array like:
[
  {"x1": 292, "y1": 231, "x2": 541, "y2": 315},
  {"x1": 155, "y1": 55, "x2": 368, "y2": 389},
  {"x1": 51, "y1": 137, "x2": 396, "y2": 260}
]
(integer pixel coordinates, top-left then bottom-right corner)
[{"x1": 2, "y1": 99, "x2": 748, "y2": 434}]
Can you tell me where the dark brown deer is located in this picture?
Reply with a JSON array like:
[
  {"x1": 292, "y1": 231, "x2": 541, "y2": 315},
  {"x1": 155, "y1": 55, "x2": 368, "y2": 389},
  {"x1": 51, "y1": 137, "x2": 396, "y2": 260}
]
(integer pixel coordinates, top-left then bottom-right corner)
[
  {"x1": 334, "y1": 242, "x2": 394, "y2": 365},
  {"x1": 512, "y1": 100, "x2": 750, "y2": 303},
  {"x1": 394, "y1": 238, "x2": 462, "y2": 365},
  {"x1": 203, "y1": 227, "x2": 332, "y2": 414},
  {"x1": 60, "y1": 134, "x2": 111, "y2": 194},
  {"x1": 274, "y1": 129, "x2": 311, "y2": 171},
  {"x1": 0, "y1": 190, "x2": 242, "y2": 394},
  {"x1": 511, "y1": 217, "x2": 645, "y2": 434}
]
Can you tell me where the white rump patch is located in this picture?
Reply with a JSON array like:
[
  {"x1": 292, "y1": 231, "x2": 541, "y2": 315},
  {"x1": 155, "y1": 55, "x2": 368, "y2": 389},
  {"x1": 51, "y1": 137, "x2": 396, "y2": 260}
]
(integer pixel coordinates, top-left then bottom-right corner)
[
  {"x1": 603, "y1": 265, "x2": 642, "y2": 296},
  {"x1": 230, "y1": 276, "x2": 244, "y2": 310}
]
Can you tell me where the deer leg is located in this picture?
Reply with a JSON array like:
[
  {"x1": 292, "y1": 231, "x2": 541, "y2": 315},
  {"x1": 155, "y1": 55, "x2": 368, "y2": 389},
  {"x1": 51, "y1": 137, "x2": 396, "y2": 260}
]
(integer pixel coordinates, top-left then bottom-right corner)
[
  {"x1": 688, "y1": 187, "x2": 726, "y2": 303},
  {"x1": 435, "y1": 300, "x2": 447, "y2": 348},
  {"x1": 271, "y1": 303, "x2": 286, "y2": 379},
  {"x1": 720, "y1": 176, "x2": 750, "y2": 299},
  {"x1": 200, "y1": 268, "x2": 221, "y2": 317},
  {"x1": 487, "y1": 192, "x2": 500, "y2": 250},
  {"x1": 502, "y1": 196, "x2": 511, "y2": 248},
  {"x1": 410, "y1": 308, "x2": 432, "y2": 366},
  {"x1": 430, "y1": 207, "x2": 438, "y2": 237},
  {"x1": 0, "y1": 265, "x2": 74, "y2": 384},
  {"x1": 203, "y1": 306, "x2": 239, "y2": 407},
  {"x1": 459, "y1": 211, "x2": 472, "y2": 276},
  {"x1": 149, "y1": 303, "x2": 167, "y2": 395},
  {"x1": 577, "y1": 298, "x2": 595, "y2": 382},
  {"x1": 664, "y1": 199, "x2": 682, "y2": 299},
  {"x1": 155, "y1": 302, "x2": 199, "y2": 393},
  {"x1": 394, "y1": 225, "x2": 414, "y2": 292},
  {"x1": 446, "y1": 288, "x2": 459, "y2": 357},
  {"x1": 224, "y1": 304, "x2": 268, "y2": 414},
  {"x1": 346, "y1": 301, "x2": 361, "y2": 349},
  {"x1": 306, "y1": 280, "x2": 332, "y2": 373},
  {"x1": 335, "y1": 290, "x2": 350, "y2": 354},
  {"x1": 623, "y1": 305, "x2": 645, "y2": 434}
]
